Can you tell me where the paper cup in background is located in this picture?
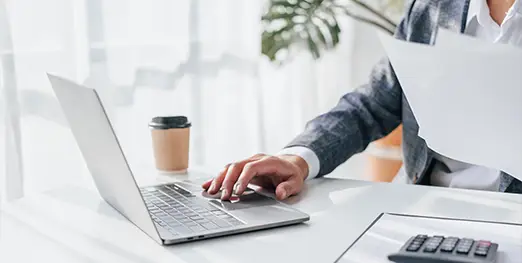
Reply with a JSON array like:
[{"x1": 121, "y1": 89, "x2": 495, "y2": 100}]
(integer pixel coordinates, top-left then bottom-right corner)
[{"x1": 149, "y1": 116, "x2": 191, "y2": 173}]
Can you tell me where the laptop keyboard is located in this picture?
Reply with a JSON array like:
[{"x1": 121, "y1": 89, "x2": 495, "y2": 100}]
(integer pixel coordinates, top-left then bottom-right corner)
[{"x1": 140, "y1": 184, "x2": 244, "y2": 237}]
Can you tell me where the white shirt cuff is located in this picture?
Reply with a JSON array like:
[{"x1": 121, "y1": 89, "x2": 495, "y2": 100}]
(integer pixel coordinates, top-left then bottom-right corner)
[{"x1": 277, "y1": 146, "x2": 320, "y2": 180}]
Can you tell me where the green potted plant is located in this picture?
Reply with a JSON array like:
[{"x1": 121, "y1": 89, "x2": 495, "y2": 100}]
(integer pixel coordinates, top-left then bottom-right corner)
[
  {"x1": 261, "y1": 0, "x2": 405, "y2": 63},
  {"x1": 261, "y1": 0, "x2": 406, "y2": 182}
]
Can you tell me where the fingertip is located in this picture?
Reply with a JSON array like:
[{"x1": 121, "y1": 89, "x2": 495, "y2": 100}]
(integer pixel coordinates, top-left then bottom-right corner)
[
  {"x1": 201, "y1": 179, "x2": 212, "y2": 189},
  {"x1": 234, "y1": 181, "x2": 246, "y2": 196},
  {"x1": 277, "y1": 180, "x2": 299, "y2": 200},
  {"x1": 275, "y1": 189, "x2": 287, "y2": 200},
  {"x1": 220, "y1": 189, "x2": 230, "y2": 200},
  {"x1": 208, "y1": 183, "x2": 219, "y2": 194}
]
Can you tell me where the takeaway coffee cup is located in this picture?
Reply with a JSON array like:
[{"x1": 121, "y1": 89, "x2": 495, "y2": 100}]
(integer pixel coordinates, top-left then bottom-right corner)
[{"x1": 149, "y1": 116, "x2": 191, "y2": 173}]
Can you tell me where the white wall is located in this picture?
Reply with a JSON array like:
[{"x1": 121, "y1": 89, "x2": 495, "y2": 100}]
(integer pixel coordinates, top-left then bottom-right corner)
[{"x1": 352, "y1": 22, "x2": 388, "y2": 88}]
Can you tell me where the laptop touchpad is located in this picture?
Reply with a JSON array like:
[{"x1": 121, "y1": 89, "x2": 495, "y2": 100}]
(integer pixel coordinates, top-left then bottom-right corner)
[{"x1": 206, "y1": 191, "x2": 277, "y2": 211}]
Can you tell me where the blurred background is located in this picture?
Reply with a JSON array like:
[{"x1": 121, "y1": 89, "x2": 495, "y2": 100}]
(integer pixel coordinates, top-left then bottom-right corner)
[{"x1": 0, "y1": 0, "x2": 406, "y2": 202}]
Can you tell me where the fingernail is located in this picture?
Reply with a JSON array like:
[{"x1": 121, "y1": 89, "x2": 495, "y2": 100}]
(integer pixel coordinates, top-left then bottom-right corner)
[
  {"x1": 221, "y1": 189, "x2": 228, "y2": 200},
  {"x1": 280, "y1": 189, "x2": 287, "y2": 199},
  {"x1": 234, "y1": 183, "x2": 241, "y2": 195}
]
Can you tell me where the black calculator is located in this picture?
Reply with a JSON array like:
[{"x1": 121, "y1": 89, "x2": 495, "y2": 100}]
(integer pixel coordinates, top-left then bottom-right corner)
[{"x1": 388, "y1": 234, "x2": 498, "y2": 263}]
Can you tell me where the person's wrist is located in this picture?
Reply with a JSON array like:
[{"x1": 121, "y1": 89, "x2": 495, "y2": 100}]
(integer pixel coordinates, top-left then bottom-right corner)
[{"x1": 278, "y1": 154, "x2": 309, "y2": 181}]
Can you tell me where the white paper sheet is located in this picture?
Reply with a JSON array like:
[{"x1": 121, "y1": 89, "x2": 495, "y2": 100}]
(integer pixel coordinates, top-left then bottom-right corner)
[{"x1": 378, "y1": 31, "x2": 522, "y2": 182}]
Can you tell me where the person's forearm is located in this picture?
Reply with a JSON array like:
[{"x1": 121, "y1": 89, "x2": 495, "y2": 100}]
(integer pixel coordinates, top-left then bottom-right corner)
[{"x1": 287, "y1": 74, "x2": 403, "y2": 177}]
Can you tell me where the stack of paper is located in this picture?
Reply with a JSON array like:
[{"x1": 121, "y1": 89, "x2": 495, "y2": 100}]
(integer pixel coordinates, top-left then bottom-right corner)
[{"x1": 378, "y1": 28, "x2": 522, "y2": 181}]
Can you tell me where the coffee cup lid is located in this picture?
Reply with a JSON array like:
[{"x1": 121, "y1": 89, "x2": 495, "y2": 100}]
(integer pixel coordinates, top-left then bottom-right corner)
[{"x1": 149, "y1": 116, "x2": 191, "y2": 129}]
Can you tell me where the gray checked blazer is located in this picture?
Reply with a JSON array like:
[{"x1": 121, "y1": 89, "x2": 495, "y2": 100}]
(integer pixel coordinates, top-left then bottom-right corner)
[{"x1": 287, "y1": 0, "x2": 522, "y2": 194}]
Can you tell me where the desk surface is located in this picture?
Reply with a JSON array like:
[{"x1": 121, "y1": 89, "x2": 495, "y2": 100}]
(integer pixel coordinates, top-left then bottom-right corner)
[{"x1": 1, "y1": 172, "x2": 521, "y2": 263}]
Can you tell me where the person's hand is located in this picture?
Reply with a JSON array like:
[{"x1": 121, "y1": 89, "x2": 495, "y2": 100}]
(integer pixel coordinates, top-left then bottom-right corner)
[{"x1": 201, "y1": 154, "x2": 309, "y2": 201}]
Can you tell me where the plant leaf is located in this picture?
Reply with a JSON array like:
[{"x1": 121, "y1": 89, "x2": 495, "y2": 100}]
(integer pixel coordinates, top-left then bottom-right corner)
[
  {"x1": 306, "y1": 35, "x2": 320, "y2": 59},
  {"x1": 262, "y1": 0, "x2": 340, "y2": 64},
  {"x1": 271, "y1": 1, "x2": 298, "y2": 8},
  {"x1": 262, "y1": 12, "x2": 293, "y2": 21}
]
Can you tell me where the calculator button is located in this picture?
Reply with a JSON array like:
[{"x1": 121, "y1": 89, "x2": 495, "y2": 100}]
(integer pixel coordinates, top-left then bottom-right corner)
[
  {"x1": 477, "y1": 240, "x2": 491, "y2": 247},
  {"x1": 407, "y1": 245, "x2": 421, "y2": 252},
  {"x1": 475, "y1": 247, "x2": 489, "y2": 252},
  {"x1": 440, "y1": 246, "x2": 454, "y2": 252},
  {"x1": 456, "y1": 244, "x2": 472, "y2": 249},
  {"x1": 461, "y1": 238, "x2": 474, "y2": 244},
  {"x1": 440, "y1": 240, "x2": 457, "y2": 252},
  {"x1": 432, "y1": 236, "x2": 444, "y2": 241},
  {"x1": 423, "y1": 246, "x2": 437, "y2": 253},
  {"x1": 475, "y1": 249, "x2": 488, "y2": 257},
  {"x1": 456, "y1": 246, "x2": 472, "y2": 254}
]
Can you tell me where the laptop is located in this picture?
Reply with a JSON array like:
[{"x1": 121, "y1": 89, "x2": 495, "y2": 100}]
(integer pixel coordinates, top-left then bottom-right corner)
[{"x1": 47, "y1": 74, "x2": 310, "y2": 245}]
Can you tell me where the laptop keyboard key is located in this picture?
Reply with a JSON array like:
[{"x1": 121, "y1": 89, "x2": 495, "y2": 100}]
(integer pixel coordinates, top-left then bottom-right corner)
[
  {"x1": 201, "y1": 203, "x2": 221, "y2": 211},
  {"x1": 217, "y1": 214, "x2": 231, "y2": 219},
  {"x1": 167, "y1": 221, "x2": 181, "y2": 227},
  {"x1": 193, "y1": 207, "x2": 206, "y2": 213},
  {"x1": 170, "y1": 226, "x2": 192, "y2": 235},
  {"x1": 226, "y1": 218, "x2": 243, "y2": 226},
  {"x1": 201, "y1": 223, "x2": 218, "y2": 230},
  {"x1": 166, "y1": 184, "x2": 193, "y2": 196},
  {"x1": 163, "y1": 217, "x2": 177, "y2": 223},
  {"x1": 180, "y1": 218, "x2": 192, "y2": 223},
  {"x1": 170, "y1": 212, "x2": 181, "y2": 216},
  {"x1": 189, "y1": 225, "x2": 205, "y2": 232},
  {"x1": 194, "y1": 218, "x2": 209, "y2": 223},
  {"x1": 230, "y1": 220, "x2": 243, "y2": 226},
  {"x1": 184, "y1": 221, "x2": 198, "y2": 227},
  {"x1": 166, "y1": 228, "x2": 180, "y2": 235},
  {"x1": 211, "y1": 219, "x2": 231, "y2": 228}
]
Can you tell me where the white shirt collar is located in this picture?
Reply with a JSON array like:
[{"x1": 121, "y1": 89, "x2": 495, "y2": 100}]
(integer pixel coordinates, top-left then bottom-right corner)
[
  {"x1": 466, "y1": 0, "x2": 480, "y2": 26},
  {"x1": 466, "y1": 0, "x2": 490, "y2": 26},
  {"x1": 467, "y1": 0, "x2": 522, "y2": 27}
]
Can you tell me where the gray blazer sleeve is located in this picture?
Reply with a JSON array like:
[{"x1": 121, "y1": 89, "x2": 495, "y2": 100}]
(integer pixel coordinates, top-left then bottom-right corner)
[{"x1": 285, "y1": 3, "x2": 414, "y2": 177}]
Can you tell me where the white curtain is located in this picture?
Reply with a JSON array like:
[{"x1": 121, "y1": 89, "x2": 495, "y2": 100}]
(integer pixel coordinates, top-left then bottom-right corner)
[{"x1": 0, "y1": 0, "x2": 360, "y2": 202}]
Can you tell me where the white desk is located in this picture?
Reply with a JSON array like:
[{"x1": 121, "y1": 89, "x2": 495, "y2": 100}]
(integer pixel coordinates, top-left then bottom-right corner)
[{"x1": 1, "y1": 172, "x2": 521, "y2": 263}]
